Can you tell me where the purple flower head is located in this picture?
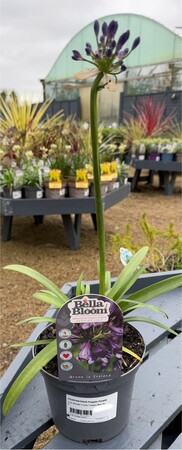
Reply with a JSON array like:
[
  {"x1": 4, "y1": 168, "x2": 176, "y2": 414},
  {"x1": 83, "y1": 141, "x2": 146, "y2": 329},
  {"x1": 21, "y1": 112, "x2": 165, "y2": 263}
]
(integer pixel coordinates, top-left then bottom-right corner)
[
  {"x1": 131, "y1": 36, "x2": 140, "y2": 51},
  {"x1": 72, "y1": 50, "x2": 83, "y2": 61},
  {"x1": 70, "y1": 297, "x2": 124, "y2": 373},
  {"x1": 71, "y1": 19, "x2": 140, "y2": 78},
  {"x1": 94, "y1": 20, "x2": 100, "y2": 37},
  {"x1": 116, "y1": 30, "x2": 130, "y2": 52}
]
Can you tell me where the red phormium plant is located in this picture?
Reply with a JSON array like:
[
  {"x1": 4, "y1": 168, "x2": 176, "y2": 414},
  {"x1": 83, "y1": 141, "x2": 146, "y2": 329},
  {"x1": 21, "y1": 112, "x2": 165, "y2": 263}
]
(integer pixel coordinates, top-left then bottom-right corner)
[{"x1": 126, "y1": 97, "x2": 175, "y2": 137}]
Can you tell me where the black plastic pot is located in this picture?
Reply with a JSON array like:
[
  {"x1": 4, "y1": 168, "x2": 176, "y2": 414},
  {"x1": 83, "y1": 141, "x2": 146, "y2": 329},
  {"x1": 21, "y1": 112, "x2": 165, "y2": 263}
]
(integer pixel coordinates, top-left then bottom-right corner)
[
  {"x1": 3, "y1": 186, "x2": 22, "y2": 199},
  {"x1": 39, "y1": 324, "x2": 144, "y2": 443},
  {"x1": 23, "y1": 186, "x2": 43, "y2": 199}
]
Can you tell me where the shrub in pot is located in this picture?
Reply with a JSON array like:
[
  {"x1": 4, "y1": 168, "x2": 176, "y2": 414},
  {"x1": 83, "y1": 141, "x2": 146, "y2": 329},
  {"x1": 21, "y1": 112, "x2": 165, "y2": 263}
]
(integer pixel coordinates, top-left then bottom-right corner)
[
  {"x1": 160, "y1": 140, "x2": 175, "y2": 162},
  {"x1": 23, "y1": 165, "x2": 43, "y2": 199},
  {"x1": 2, "y1": 18, "x2": 182, "y2": 444},
  {"x1": 145, "y1": 141, "x2": 160, "y2": 161},
  {"x1": 0, "y1": 166, "x2": 23, "y2": 199}
]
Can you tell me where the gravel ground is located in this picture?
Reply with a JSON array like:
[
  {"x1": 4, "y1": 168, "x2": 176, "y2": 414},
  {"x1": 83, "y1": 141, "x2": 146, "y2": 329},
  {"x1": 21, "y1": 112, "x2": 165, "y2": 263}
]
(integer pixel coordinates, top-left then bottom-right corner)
[{"x1": 1, "y1": 174, "x2": 181, "y2": 448}]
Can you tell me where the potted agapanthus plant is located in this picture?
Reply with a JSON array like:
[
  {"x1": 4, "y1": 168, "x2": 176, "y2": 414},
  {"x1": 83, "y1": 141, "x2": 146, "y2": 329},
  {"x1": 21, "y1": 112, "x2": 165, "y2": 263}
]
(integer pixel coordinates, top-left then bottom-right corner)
[{"x1": 2, "y1": 18, "x2": 182, "y2": 444}]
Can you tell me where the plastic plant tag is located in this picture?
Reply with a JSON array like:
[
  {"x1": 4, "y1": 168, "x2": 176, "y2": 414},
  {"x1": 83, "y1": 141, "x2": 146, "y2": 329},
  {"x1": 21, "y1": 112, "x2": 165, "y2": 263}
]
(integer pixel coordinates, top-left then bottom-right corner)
[
  {"x1": 114, "y1": 181, "x2": 120, "y2": 189},
  {"x1": 12, "y1": 190, "x2": 22, "y2": 199},
  {"x1": 56, "y1": 294, "x2": 123, "y2": 382},
  {"x1": 36, "y1": 190, "x2": 43, "y2": 199},
  {"x1": 49, "y1": 182, "x2": 62, "y2": 189},
  {"x1": 75, "y1": 181, "x2": 88, "y2": 189},
  {"x1": 101, "y1": 175, "x2": 113, "y2": 182},
  {"x1": 120, "y1": 247, "x2": 133, "y2": 266},
  {"x1": 59, "y1": 188, "x2": 65, "y2": 196}
]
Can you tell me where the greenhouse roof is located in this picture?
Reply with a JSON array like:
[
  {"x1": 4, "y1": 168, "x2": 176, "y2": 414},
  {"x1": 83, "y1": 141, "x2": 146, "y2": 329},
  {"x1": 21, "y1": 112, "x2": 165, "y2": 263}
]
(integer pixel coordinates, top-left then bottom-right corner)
[{"x1": 45, "y1": 13, "x2": 182, "y2": 83}]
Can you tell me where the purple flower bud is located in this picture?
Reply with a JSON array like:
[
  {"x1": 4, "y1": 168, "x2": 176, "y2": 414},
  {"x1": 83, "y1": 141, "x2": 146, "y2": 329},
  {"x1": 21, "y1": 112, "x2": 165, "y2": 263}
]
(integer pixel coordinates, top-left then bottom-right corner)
[
  {"x1": 94, "y1": 20, "x2": 100, "y2": 37},
  {"x1": 85, "y1": 47, "x2": 92, "y2": 56},
  {"x1": 118, "y1": 48, "x2": 129, "y2": 59},
  {"x1": 108, "y1": 20, "x2": 118, "y2": 38},
  {"x1": 102, "y1": 21, "x2": 108, "y2": 36},
  {"x1": 106, "y1": 48, "x2": 112, "y2": 57},
  {"x1": 116, "y1": 30, "x2": 130, "y2": 52},
  {"x1": 72, "y1": 50, "x2": 83, "y2": 60},
  {"x1": 100, "y1": 35, "x2": 105, "y2": 44},
  {"x1": 111, "y1": 40, "x2": 116, "y2": 49},
  {"x1": 85, "y1": 43, "x2": 92, "y2": 56},
  {"x1": 131, "y1": 36, "x2": 140, "y2": 50},
  {"x1": 120, "y1": 64, "x2": 127, "y2": 72}
]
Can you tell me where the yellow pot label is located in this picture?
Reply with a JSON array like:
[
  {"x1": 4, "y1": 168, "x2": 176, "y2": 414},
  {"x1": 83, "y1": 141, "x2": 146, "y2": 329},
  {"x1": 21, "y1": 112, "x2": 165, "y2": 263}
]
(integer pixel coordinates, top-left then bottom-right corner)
[
  {"x1": 101, "y1": 175, "x2": 113, "y2": 182},
  {"x1": 49, "y1": 182, "x2": 62, "y2": 189},
  {"x1": 75, "y1": 182, "x2": 89, "y2": 188},
  {"x1": 111, "y1": 172, "x2": 118, "y2": 180}
]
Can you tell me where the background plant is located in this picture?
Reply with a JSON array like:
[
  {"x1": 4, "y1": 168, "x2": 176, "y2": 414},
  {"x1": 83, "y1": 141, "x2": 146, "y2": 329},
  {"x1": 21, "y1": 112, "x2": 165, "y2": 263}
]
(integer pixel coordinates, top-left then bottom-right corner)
[{"x1": 111, "y1": 213, "x2": 182, "y2": 272}]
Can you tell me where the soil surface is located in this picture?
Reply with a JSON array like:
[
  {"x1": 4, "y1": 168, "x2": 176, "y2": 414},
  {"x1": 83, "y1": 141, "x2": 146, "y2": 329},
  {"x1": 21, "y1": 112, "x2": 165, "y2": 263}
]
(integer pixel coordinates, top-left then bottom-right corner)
[{"x1": 1, "y1": 173, "x2": 182, "y2": 448}]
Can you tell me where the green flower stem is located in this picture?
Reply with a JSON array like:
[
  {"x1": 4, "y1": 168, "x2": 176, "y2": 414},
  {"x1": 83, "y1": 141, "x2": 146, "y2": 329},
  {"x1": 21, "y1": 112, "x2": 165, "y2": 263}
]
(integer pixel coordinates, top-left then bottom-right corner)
[{"x1": 90, "y1": 72, "x2": 105, "y2": 295}]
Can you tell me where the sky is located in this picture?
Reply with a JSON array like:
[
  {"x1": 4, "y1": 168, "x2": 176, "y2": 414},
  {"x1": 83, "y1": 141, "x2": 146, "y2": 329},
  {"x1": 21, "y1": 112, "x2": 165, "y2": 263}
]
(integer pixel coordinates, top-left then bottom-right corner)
[{"x1": 1, "y1": 0, "x2": 181, "y2": 102}]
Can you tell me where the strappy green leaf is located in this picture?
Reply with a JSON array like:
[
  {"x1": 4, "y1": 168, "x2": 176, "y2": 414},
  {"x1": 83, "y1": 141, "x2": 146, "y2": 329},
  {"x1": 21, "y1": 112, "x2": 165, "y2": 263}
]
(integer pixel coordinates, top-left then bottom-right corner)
[
  {"x1": 125, "y1": 274, "x2": 182, "y2": 307},
  {"x1": 106, "y1": 247, "x2": 148, "y2": 300},
  {"x1": 32, "y1": 292, "x2": 64, "y2": 308},
  {"x1": 124, "y1": 315, "x2": 178, "y2": 336},
  {"x1": 11, "y1": 339, "x2": 54, "y2": 347},
  {"x1": 120, "y1": 299, "x2": 168, "y2": 317},
  {"x1": 4, "y1": 265, "x2": 69, "y2": 303},
  {"x1": 17, "y1": 317, "x2": 56, "y2": 325},
  {"x1": 76, "y1": 273, "x2": 84, "y2": 296},
  {"x1": 3, "y1": 339, "x2": 57, "y2": 416},
  {"x1": 105, "y1": 271, "x2": 111, "y2": 293}
]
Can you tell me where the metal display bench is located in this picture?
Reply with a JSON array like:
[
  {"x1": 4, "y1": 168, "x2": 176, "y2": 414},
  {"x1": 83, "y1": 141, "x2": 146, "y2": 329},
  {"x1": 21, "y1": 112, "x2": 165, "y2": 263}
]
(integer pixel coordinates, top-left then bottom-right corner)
[
  {"x1": 0, "y1": 184, "x2": 130, "y2": 249},
  {"x1": 131, "y1": 160, "x2": 181, "y2": 196}
]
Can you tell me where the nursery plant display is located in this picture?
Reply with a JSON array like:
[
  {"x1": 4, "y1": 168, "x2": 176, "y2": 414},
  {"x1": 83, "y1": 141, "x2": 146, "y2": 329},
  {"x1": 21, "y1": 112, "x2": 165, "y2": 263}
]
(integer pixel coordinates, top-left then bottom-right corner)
[{"x1": 2, "y1": 18, "x2": 182, "y2": 444}]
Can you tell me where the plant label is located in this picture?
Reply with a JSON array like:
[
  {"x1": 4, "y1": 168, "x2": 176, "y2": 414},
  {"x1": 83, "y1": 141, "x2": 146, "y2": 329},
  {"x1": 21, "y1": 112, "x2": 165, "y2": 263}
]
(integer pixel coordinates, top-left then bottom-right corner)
[{"x1": 56, "y1": 294, "x2": 123, "y2": 382}]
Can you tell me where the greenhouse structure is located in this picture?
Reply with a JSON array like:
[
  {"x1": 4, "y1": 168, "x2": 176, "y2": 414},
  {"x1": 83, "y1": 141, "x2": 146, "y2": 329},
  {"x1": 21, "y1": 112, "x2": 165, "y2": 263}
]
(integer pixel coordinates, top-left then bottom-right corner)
[{"x1": 41, "y1": 13, "x2": 182, "y2": 123}]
